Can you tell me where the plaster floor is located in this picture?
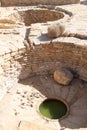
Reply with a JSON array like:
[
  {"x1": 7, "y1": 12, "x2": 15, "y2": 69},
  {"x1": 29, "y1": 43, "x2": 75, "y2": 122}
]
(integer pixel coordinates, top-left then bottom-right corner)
[{"x1": 0, "y1": 75, "x2": 87, "y2": 130}]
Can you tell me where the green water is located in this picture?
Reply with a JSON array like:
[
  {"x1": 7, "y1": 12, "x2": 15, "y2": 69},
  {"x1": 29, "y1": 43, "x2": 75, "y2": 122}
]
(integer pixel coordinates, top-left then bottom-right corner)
[{"x1": 39, "y1": 99, "x2": 67, "y2": 119}]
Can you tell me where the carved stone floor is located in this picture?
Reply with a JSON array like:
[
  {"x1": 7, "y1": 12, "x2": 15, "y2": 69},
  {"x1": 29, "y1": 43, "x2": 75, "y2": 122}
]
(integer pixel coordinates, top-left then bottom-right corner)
[{"x1": 0, "y1": 75, "x2": 87, "y2": 130}]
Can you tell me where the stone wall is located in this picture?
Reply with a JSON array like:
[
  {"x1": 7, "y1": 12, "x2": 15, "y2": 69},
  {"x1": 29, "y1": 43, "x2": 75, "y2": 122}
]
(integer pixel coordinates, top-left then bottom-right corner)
[
  {"x1": 0, "y1": 41, "x2": 87, "y2": 81},
  {"x1": 1, "y1": 0, "x2": 80, "y2": 6},
  {"x1": 18, "y1": 9, "x2": 64, "y2": 26}
]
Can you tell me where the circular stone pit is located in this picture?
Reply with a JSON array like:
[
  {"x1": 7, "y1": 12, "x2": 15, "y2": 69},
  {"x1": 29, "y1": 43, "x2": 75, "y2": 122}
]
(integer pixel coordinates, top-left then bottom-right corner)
[
  {"x1": 39, "y1": 98, "x2": 69, "y2": 120},
  {"x1": 18, "y1": 9, "x2": 64, "y2": 26}
]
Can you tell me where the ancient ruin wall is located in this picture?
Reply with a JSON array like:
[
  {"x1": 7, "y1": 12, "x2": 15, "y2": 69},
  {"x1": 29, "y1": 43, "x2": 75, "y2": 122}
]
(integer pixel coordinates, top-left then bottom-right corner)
[
  {"x1": 0, "y1": 41, "x2": 87, "y2": 81},
  {"x1": 18, "y1": 9, "x2": 64, "y2": 26},
  {"x1": 1, "y1": 0, "x2": 80, "y2": 6}
]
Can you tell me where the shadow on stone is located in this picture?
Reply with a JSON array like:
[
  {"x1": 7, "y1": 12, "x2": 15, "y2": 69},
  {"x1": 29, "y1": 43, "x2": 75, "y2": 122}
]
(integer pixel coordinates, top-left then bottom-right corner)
[
  {"x1": 19, "y1": 75, "x2": 87, "y2": 129},
  {"x1": 81, "y1": 0, "x2": 87, "y2": 5}
]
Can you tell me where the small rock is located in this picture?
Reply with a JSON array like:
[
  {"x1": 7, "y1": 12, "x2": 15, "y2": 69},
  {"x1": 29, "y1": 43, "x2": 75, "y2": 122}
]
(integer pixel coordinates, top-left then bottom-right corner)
[
  {"x1": 30, "y1": 95, "x2": 32, "y2": 97},
  {"x1": 34, "y1": 93, "x2": 40, "y2": 98},
  {"x1": 47, "y1": 22, "x2": 65, "y2": 38},
  {"x1": 16, "y1": 91, "x2": 21, "y2": 94},
  {"x1": 54, "y1": 68, "x2": 73, "y2": 85},
  {"x1": 21, "y1": 95, "x2": 25, "y2": 98},
  {"x1": 30, "y1": 104, "x2": 33, "y2": 107},
  {"x1": 21, "y1": 103, "x2": 25, "y2": 106},
  {"x1": 15, "y1": 112, "x2": 18, "y2": 116}
]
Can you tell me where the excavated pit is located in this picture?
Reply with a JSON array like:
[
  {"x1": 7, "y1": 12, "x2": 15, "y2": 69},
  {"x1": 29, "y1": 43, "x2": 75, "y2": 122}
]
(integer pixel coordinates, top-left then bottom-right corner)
[
  {"x1": 18, "y1": 9, "x2": 64, "y2": 26},
  {"x1": 39, "y1": 98, "x2": 69, "y2": 120},
  {"x1": 0, "y1": 4, "x2": 87, "y2": 130}
]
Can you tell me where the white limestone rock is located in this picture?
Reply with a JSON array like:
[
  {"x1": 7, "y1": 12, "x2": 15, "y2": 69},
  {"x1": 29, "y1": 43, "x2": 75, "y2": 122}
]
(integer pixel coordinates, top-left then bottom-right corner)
[{"x1": 47, "y1": 23, "x2": 65, "y2": 38}]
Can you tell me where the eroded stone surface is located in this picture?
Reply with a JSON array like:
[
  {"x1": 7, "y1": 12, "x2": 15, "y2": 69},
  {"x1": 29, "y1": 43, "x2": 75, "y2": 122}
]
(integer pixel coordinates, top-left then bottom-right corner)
[
  {"x1": 47, "y1": 23, "x2": 65, "y2": 38},
  {"x1": 54, "y1": 68, "x2": 73, "y2": 85}
]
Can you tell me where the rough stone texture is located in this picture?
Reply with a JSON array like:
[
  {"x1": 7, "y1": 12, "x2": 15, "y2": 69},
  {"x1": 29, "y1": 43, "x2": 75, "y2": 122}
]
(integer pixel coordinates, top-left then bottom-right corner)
[
  {"x1": 1, "y1": 0, "x2": 80, "y2": 6},
  {"x1": 54, "y1": 68, "x2": 73, "y2": 85},
  {"x1": 18, "y1": 9, "x2": 64, "y2": 26},
  {"x1": 0, "y1": 76, "x2": 87, "y2": 130},
  {"x1": 0, "y1": 2, "x2": 87, "y2": 102},
  {"x1": 47, "y1": 23, "x2": 65, "y2": 38}
]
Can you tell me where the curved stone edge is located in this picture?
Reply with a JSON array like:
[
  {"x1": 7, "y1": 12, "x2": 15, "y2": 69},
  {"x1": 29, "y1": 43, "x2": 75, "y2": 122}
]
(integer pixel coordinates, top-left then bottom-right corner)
[
  {"x1": 1, "y1": 0, "x2": 80, "y2": 7},
  {"x1": 18, "y1": 121, "x2": 56, "y2": 130}
]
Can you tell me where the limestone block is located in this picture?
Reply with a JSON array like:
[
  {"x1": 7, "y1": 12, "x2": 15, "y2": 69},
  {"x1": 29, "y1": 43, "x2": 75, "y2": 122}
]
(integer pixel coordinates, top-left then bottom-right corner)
[
  {"x1": 54, "y1": 68, "x2": 73, "y2": 85},
  {"x1": 47, "y1": 23, "x2": 65, "y2": 38}
]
